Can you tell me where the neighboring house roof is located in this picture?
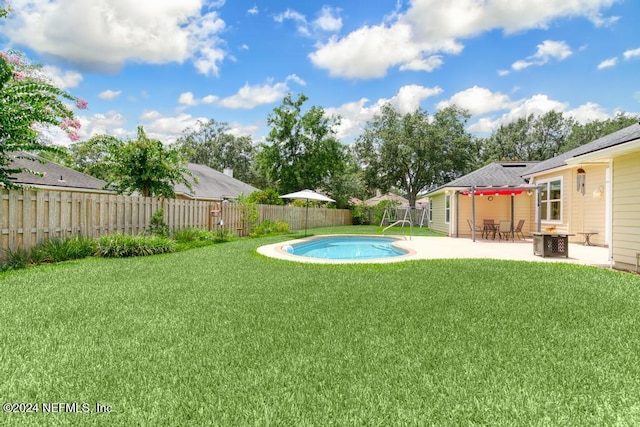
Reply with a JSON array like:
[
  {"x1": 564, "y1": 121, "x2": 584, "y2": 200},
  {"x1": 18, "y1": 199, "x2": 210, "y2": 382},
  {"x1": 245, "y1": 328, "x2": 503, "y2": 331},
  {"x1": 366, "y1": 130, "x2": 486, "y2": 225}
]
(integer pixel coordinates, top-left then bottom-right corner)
[
  {"x1": 365, "y1": 192, "x2": 409, "y2": 206},
  {"x1": 175, "y1": 163, "x2": 259, "y2": 200},
  {"x1": 426, "y1": 161, "x2": 539, "y2": 196},
  {"x1": 7, "y1": 151, "x2": 109, "y2": 191},
  {"x1": 525, "y1": 122, "x2": 640, "y2": 176}
]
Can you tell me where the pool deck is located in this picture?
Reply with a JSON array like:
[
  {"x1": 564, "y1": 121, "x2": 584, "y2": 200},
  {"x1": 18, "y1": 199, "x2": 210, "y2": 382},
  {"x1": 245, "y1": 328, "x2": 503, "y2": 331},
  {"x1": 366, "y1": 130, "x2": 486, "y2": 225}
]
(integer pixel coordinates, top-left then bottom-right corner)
[{"x1": 257, "y1": 235, "x2": 611, "y2": 267}]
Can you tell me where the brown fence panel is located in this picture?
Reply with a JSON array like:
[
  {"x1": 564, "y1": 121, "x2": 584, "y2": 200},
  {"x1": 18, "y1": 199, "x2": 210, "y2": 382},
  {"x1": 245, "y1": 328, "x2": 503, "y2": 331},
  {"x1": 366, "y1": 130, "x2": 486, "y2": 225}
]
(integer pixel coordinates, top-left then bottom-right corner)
[{"x1": 0, "y1": 188, "x2": 352, "y2": 253}]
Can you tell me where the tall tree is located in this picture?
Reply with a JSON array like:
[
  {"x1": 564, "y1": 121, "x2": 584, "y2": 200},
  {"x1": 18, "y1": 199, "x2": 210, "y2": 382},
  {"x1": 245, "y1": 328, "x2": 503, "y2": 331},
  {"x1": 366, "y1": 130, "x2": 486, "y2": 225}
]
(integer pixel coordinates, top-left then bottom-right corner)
[
  {"x1": 562, "y1": 114, "x2": 639, "y2": 152},
  {"x1": 0, "y1": 45, "x2": 87, "y2": 187},
  {"x1": 256, "y1": 93, "x2": 346, "y2": 196},
  {"x1": 480, "y1": 111, "x2": 639, "y2": 163},
  {"x1": 69, "y1": 134, "x2": 121, "y2": 180},
  {"x1": 354, "y1": 104, "x2": 475, "y2": 206},
  {"x1": 175, "y1": 119, "x2": 258, "y2": 185},
  {"x1": 83, "y1": 127, "x2": 193, "y2": 198}
]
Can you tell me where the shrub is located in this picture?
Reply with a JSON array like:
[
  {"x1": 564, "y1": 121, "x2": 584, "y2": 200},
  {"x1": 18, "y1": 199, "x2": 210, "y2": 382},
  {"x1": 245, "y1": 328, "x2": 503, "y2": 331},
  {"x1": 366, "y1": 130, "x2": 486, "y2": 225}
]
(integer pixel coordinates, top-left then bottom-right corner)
[
  {"x1": 351, "y1": 202, "x2": 373, "y2": 225},
  {"x1": 172, "y1": 227, "x2": 212, "y2": 243},
  {"x1": 246, "y1": 189, "x2": 284, "y2": 205},
  {"x1": 95, "y1": 234, "x2": 175, "y2": 258},
  {"x1": 249, "y1": 219, "x2": 290, "y2": 237},
  {"x1": 0, "y1": 247, "x2": 33, "y2": 271},
  {"x1": 147, "y1": 208, "x2": 169, "y2": 237},
  {"x1": 32, "y1": 236, "x2": 96, "y2": 263}
]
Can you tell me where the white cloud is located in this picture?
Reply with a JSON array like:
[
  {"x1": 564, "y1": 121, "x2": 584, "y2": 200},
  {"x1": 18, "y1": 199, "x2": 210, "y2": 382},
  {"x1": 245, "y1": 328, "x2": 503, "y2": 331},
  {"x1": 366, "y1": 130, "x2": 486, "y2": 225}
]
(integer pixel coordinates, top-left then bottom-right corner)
[
  {"x1": 78, "y1": 110, "x2": 129, "y2": 141},
  {"x1": 391, "y1": 85, "x2": 443, "y2": 114},
  {"x1": 511, "y1": 40, "x2": 572, "y2": 71},
  {"x1": 40, "y1": 65, "x2": 83, "y2": 88},
  {"x1": 399, "y1": 55, "x2": 444, "y2": 72},
  {"x1": 325, "y1": 84, "x2": 441, "y2": 140},
  {"x1": 138, "y1": 111, "x2": 207, "y2": 144},
  {"x1": 623, "y1": 47, "x2": 640, "y2": 60},
  {"x1": 98, "y1": 89, "x2": 122, "y2": 100},
  {"x1": 178, "y1": 92, "x2": 219, "y2": 107},
  {"x1": 597, "y1": 57, "x2": 617, "y2": 69},
  {"x1": 565, "y1": 102, "x2": 610, "y2": 123},
  {"x1": 4, "y1": 1, "x2": 227, "y2": 75},
  {"x1": 497, "y1": 69, "x2": 510, "y2": 77},
  {"x1": 217, "y1": 75, "x2": 305, "y2": 109},
  {"x1": 274, "y1": 8, "x2": 310, "y2": 36},
  {"x1": 313, "y1": 6, "x2": 342, "y2": 32},
  {"x1": 310, "y1": 0, "x2": 613, "y2": 79},
  {"x1": 467, "y1": 94, "x2": 614, "y2": 133},
  {"x1": 178, "y1": 92, "x2": 198, "y2": 106},
  {"x1": 437, "y1": 86, "x2": 514, "y2": 115},
  {"x1": 248, "y1": 5, "x2": 258, "y2": 15}
]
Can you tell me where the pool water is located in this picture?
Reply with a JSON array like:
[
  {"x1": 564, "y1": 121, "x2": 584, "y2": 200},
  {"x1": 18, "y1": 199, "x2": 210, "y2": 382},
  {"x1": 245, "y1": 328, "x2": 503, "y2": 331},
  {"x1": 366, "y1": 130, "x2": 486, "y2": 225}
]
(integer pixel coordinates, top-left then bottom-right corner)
[{"x1": 284, "y1": 235, "x2": 408, "y2": 260}]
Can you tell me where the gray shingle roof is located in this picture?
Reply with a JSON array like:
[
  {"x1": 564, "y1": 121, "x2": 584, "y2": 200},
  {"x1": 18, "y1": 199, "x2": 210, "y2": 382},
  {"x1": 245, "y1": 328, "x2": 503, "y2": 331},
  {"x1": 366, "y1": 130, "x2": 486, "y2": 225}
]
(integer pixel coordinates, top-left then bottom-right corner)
[
  {"x1": 525, "y1": 122, "x2": 640, "y2": 176},
  {"x1": 175, "y1": 163, "x2": 259, "y2": 200},
  {"x1": 427, "y1": 161, "x2": 539, "y2": 195},
  {"x1": 8, "y1": 151, "x2": 108, "y2": 191}
]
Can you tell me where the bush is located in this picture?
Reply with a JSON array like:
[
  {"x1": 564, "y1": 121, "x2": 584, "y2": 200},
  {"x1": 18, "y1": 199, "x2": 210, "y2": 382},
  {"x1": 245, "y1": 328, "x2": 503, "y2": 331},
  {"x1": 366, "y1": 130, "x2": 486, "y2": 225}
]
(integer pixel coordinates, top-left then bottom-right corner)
[
  {"x1": 249, "y1": 219, "x2": 290, "y2": 237},
  {"x1": 246, "y1": 189, "x2": 284, "y2": 205},
  {"x1": 32, "y1": 236, "x2": 96, "y2": 263},
  {"x1": 0, "y1": 247, "x2": 33, "y2": 271},
  {"x1": 172, "y1": 227, "x2": 213, "y2": 243},
  {"x1": 147, "y1": 208, "x2": 169, "y2": 237},
  {"x1": 351, "y1": 202, "x2": 373, "y2": 225},
  {"x1": 95, "y1": 234, "x2": 175, "y2": 258}
]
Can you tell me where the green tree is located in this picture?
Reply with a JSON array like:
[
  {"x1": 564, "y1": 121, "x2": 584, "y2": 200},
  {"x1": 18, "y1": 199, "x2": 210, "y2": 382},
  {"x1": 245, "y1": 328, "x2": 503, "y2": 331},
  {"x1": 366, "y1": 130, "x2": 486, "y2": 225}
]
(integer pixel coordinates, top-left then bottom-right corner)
[
  {"x1": 256, "y1": 93, "x2": 346, "y2": 196},
  {"x1": 480, "y1": 111, "x2": 639, "y2": 163},
  {"x1": 175, "y1": 118, "x2": 258, "y2": 185},
  {"x1": 0, "y1": 46, "x2": 87, "y2": 187},
  {"x1": 69, "y1": 134, "x2": 121, "y2": 180},
  {"x1": 102, "y1": 126, "x2": 193, "y2": 198},
  {"x1": 246, "y1": 189, "x2": 284, "y2": 205},
  {"x1": 562, "y1": 114, "x2": 639, "y2": 152},
  {"x1": 354, "y1": 104, "x2": 475, "y2": 207}
]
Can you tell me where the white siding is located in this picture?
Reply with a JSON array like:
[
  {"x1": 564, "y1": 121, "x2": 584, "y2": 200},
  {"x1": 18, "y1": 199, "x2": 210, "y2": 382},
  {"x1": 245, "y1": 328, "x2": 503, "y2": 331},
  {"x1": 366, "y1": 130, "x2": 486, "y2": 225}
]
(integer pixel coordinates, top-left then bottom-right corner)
[{"x1": 612, "y1": 150, "x2": 640, "y2": 270}]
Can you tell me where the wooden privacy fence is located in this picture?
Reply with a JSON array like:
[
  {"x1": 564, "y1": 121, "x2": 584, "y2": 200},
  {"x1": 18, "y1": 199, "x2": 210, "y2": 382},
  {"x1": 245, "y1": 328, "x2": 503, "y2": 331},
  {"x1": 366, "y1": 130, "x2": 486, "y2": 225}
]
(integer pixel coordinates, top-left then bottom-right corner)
[{"x1": 1, "y1": 188, "x2": 352, "y2": 252}]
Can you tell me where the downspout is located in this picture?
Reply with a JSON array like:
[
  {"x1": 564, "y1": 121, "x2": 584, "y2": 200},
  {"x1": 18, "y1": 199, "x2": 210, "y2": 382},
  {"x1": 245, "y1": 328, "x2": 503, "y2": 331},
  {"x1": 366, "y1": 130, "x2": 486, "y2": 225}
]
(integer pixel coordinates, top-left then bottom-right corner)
[
  {"x1": 536, "y1": 183, "x2": 542, "y2": 233},
  {"x1": 607, "y1": 160, "x2": 613, "y2": 268},
  {"x1": 455, "y1": 191, "x2": 459, "y2": 238},
  {"x1": 471, "y1": 186, "x2": 476, "y2": 242}
]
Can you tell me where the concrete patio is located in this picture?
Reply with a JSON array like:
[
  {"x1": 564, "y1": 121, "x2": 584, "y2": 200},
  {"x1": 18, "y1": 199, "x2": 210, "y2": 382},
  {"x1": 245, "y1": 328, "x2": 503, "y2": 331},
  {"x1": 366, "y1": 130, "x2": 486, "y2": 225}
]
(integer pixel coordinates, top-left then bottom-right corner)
[{"x1": 258, "y1": 235, "x2": 611, "y2": 267}]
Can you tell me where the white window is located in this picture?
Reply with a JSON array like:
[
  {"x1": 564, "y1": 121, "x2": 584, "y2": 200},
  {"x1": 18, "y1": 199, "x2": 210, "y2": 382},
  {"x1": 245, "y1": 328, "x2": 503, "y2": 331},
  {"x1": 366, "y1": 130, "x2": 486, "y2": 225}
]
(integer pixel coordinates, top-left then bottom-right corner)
[
  {"x1": 539, "y1": 178, "x2": 562, "y2": 222},
  {"x1": 445, "y1": 194, "x2": 451, "y2": 224}
]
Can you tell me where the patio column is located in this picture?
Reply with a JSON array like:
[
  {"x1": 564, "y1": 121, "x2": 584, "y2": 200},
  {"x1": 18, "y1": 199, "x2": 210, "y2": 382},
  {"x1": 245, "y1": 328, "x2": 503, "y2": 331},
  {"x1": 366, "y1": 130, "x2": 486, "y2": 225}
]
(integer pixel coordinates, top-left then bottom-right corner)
[{"x1": 471, "y1": 186, "x2": 477, "y2": 242}]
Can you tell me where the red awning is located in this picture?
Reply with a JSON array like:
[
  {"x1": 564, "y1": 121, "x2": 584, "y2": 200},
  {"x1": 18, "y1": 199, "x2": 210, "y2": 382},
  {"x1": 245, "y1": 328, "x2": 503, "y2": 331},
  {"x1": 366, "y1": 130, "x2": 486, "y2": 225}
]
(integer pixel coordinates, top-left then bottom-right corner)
[{"x1": 462, "y1": 188, "x2": 528, "y2": 196}]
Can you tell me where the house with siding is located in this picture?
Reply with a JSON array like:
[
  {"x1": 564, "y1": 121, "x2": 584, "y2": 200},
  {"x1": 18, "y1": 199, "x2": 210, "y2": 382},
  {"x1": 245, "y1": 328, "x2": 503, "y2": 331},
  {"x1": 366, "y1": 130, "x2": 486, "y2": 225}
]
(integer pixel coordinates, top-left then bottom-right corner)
[
  {"x1": 524, "y1": 122, "x2": 640, "y2": 270},
  {"x1": 426, "y1": 122, "x2": 640, "y2": 271},
  {"x1": 425, "y1": 161, "x2": 538, "y2": 238}
]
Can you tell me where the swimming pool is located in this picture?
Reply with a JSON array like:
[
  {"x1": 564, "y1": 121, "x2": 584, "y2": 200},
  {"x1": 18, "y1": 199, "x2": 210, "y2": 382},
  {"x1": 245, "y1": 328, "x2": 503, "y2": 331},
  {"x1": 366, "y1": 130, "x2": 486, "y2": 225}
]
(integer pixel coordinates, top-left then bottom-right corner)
[{"x1": 277, "y1": 235, "x2": 410, "y2": 261}]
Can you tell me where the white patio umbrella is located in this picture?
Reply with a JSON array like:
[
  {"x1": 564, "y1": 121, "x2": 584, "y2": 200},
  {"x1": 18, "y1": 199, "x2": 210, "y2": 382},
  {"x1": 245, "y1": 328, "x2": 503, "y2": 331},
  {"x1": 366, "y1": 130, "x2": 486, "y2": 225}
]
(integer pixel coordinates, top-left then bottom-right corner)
[{"x1": 280, "y1": 189, "x2": 335, "y2": 236}]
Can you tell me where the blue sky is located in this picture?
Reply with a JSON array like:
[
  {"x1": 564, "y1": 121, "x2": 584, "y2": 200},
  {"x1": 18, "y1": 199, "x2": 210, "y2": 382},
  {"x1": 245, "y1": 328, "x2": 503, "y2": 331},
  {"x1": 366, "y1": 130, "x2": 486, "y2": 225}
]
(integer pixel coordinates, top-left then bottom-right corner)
[{"x1": 1, "y1": 0, "x2": 639, "y2": 146}]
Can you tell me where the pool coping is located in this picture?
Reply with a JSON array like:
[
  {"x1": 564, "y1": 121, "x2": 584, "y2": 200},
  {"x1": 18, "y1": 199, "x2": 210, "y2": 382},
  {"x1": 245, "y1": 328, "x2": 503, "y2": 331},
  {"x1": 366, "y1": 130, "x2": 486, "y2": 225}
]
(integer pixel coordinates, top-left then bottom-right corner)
[
  {"x1": 258, "y1": 234, "x2": 418, "y2": 264},
  {"x1": 257, "y1": 234, "x2": 611, "y2": 267}
]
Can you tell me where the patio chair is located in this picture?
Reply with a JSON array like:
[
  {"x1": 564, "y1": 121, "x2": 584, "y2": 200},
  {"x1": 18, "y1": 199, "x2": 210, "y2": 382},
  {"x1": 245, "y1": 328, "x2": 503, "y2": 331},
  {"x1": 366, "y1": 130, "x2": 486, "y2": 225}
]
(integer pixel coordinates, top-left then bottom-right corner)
[
  {"x1": 498, "y1": 220, "x2": 512, "y2": 241},
  {"x1": 514, "y1": 219, "x2": 525, "y2": 240},
  {"x1": 483, "y1": 219, "x2": 497, "y2": 239},
  {"x1": 467, "y1": 219, "x2": 483, "y2": 237}
]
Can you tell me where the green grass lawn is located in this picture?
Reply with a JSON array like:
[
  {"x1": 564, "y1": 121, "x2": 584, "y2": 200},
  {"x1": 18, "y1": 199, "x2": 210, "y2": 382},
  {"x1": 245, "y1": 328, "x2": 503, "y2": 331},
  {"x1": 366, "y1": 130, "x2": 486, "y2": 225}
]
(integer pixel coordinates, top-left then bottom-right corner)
[{"x1": 1, "y1": 226, "x2": 640, "y2": 425}]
